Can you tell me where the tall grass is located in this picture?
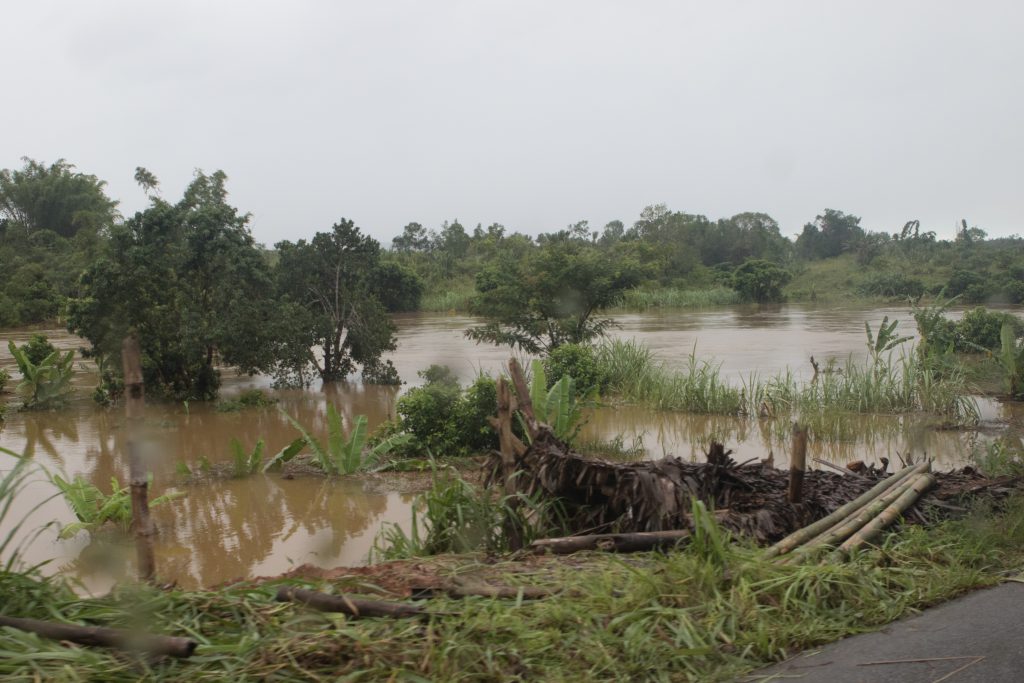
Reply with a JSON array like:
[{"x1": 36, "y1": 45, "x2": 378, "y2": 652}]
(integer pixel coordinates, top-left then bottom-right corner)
[
  {"x1": 1, "y1": 496, "x2": 1023, "y2": 681},
  {"x1": 619, "y1": 286, "x2": 740, "y2": 311},
  {"x1": 419, "y1": 282, "x2": 476, "y2": 312},
  {"x1": 0, "y1": 447, "x2": 56, "y2": 572},
  {"x1": 595, "y1": 338, "x2": 978, "y2": 424}
]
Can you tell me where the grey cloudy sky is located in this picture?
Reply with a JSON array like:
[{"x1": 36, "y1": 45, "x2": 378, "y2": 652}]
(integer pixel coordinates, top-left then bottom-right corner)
[{"x1": 4, "y1": 1, "x2": 1022, "y2": 245}]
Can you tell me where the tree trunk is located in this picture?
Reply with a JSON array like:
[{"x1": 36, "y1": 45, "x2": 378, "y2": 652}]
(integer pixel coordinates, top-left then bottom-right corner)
[{"x1": 122, "y1": 335, "x2": 155, "y2": 581}]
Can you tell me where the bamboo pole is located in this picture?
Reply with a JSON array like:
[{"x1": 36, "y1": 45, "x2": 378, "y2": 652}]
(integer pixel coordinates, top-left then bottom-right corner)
[
  {"x1": 0, "y1": 615, "x2": 197, "y2": 658},
  {"x1": 122, "y1": 335, "x2": 155, "y2": 581},
  {"x1": 530, "y1": 529, "x2": 692, "y2": 555},
  {"x1": 410, "y1": 582, "x2": 556, "y2": 600},
  {"x1": 764, "y1": 463, "x2": 924, "y2": 560},
  {"x1": 781, "y1": 465, "x2": 930, "y2": 564},
  {"x1": 834, "y1": 472, "x2": 937, "y2": 557},
  {"x1": 276, "y1": 587, "x2": 424, "y2": 618},
  {"x1": 788, "y1": 424, "x2": 808, "y2": 504}
]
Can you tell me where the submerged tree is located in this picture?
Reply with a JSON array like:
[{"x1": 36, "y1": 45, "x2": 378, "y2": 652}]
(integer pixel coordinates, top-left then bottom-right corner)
[
  {"x1": 465, "y1": 238, "x2": 644, "y2": 353},
  {"x1": 68, "y1": 170, "x2": 277, "y2": 401},
  {"x1": 273, "y1": 220, "x2": 400, "y2": 386}
]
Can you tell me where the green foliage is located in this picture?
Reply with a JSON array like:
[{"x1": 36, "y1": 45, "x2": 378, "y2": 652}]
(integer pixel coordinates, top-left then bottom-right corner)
[
  {"x1": 272, "y1": 219, "x2": 399, "y2": 386},
  {"x1": 50, "y1": 474, "x2": 184, "y2": 540},
  {"x1": 543, "y1": 342, "x2": 607, "y2": 395},
  {"x1": 864, "y1": 316, "x2": 912, "y2": 363},
  {"x1": 795, "y1": 208, "x2": 865, "y2": 260},
  {"x1": 956, "y1": 307, "x2": 1024, "y2": 351},
  {"x1": 466, "y1": 237, "x2": 644, "y2": 353},
  {"x1": 527, "y1": 360, "x2": 589, "y2": 443},
  {"x1": 215, "y1": 389, "x2": 278, "y2": 413},
  {"x1": 281, "y1": 405, "x2": 411, "y2": 474},
  {"x1": 18, "y1": 333, "x2": 57, "y2": 366},
  {"x1": 0, "y1": 158, "x2": 118, "y2": 238},
  {"x1": 0, "y1": 367, "x2": 8, "y2": 394},
  {"x1": 374, "y1": 468, "x2": 566, "y2": 558},
  {"x1": 620, "y1": 286, "x2": 740, "y2": 310},
  {"x1": 993, "y1": 322, "x2": 1024, "y2": 398},
  {"x1": 7, "y1": 339, "x2": 74, "y2": 409},
  {"x1": 731, "y1": 259, "x2": 791, "y2": 303},
  {"x1": 67, "y1": 170, "x2": 278, "y2": 401},
  {"x1": 229, "y1": 438, "x2": 265, "y2": 477},
  {"x1": 856, "y1": 272, "x2": 925, "y2": 299},
  {"x1": 393, "y1": 367, "x2": 499, "y2": 456}
]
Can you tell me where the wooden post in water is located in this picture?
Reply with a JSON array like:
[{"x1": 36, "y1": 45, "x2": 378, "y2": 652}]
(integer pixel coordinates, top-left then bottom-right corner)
[
  {"x1": 122, "y1": 335, "x2": 155, "y2": 581},
  {"x1": 788, "y1": 423, "x2": 808, "y2": 504}
]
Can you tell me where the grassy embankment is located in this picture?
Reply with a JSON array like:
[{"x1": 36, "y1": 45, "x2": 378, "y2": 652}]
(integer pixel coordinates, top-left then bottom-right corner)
[{"x1": 1, "y1": 494, "x2": 1023, "y2": 681}]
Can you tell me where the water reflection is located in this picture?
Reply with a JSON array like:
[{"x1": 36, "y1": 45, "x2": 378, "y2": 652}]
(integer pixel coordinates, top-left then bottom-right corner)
[{"x1": 1, "y1": 304, "x2": 1020, "y2": 588}]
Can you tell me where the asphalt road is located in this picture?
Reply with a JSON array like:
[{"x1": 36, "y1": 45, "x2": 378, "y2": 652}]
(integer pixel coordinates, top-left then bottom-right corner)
[{"x1": 743, "y1": 583, "x2": 1024, "y2": 682}]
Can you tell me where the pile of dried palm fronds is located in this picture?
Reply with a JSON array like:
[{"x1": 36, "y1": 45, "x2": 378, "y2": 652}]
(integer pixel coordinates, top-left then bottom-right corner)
[{"x1": 487, "y1": 359, "x2": 1024, "y2": 550}]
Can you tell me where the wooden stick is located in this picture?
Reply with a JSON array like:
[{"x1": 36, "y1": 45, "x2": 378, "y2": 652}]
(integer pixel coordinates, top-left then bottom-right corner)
[
  {"x1": 507, "y1": 358, "x2": 540, "y2": 439},
  {"x1": 530, "y1": 529, "x2": 692, "y2": 555},
  {"x1": 764, "y1": 463, "x2": 923, "y2": 559},
  {"x1": 493, "y1": 377, "x2": 525, "y2": 550},
  {"x1": 788, "y1": 424, "x2": 807, "y2": 504},
  {"x1": 835, "y1": 472, "x2": 936, "y2": 557},
  {"x1": 0, "y1": 615, "x2": 197, "y2": 658},
  {"x1": 811, "y1": 457, "x2": 871, "y2": 481},
  {"x1": 122, "y1": 335, "x2": 155, "y2": 581},
  {"x1": 275, "y1": 587, "x2": 424, "y2": 618}
]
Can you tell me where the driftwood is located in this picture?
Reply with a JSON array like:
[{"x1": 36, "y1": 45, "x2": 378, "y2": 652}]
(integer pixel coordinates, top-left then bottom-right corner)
[
  {"x1": 276, "y1": 587, "x2": 424, "y2": 618},
  {"x1": 530, "y1": 529, "x2": 694, "y2": 555},
  {"x1": 0, "y1": 615, "x2": 197, "y2": 658}
]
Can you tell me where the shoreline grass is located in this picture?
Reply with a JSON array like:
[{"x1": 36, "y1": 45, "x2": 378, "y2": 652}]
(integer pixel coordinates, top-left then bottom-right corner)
[{"x1": 1, "y1": 494, "x2": 1022, "y2": 681}]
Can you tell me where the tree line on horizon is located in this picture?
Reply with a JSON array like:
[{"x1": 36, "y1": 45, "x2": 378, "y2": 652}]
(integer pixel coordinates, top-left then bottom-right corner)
[{"x1": 1, "y1": 157, "x2": 1021, "y2": 401}]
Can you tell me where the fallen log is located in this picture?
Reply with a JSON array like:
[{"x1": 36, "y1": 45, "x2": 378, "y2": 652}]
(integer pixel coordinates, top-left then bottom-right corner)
[
  {"x1": 0, "y1": 615, "x2": 197, "y2": 658},
  {"x1": 530, "y1": 529, "x2": 693, "y2": 555},
  {"x1": 765, "y1": 463, "x2": 925, "y2": 560},
  {"x1": 275, "y1": 587, "x2": 424, "y2": 618}
]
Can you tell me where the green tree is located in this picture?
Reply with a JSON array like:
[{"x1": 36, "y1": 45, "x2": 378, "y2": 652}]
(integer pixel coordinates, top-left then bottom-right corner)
[
  {"x1": 732, "y1": 259, "x2": 791, "y2": 303},
  {"x1": 273, "y1": 219, "x2": 398, "y2": 385},
  {"x1": 795, "y1": 209, "x2": 865, "y2": 260},
  {"x1": 0, "y1": 158, "x2": 118, "y2": 238},
  {"x1": 67, "y1": 170, "x2": 277, "y2": 401},
  {"x1": 466, "y1": 239, "x2": 644, "y2": 353}
]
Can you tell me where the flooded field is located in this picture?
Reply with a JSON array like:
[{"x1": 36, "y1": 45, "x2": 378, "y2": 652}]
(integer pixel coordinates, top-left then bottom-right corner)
[{"x1": 0, "y1": 305, "x2": 1019, "y2": 590}]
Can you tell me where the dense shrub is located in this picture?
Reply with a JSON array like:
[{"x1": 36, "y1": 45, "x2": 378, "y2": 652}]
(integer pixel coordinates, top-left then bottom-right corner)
[
  {"x1": 394, "y1": 366, "x2": 498, "y2": 456},
  {"x1": 857, "y1": 272, "x2": 925, "y2": 299},
  {"x1": 955, "y1": 307, "x2": 1024, "y2": 351},
  {"x1": 19, "y1": 333, "x2": 58, "y2": 366},
  {"x1": 543, "y1": 343, "x2": 607, "y2": 395},
  {"x1": 731, "y1": 259, "x2": 791, "y2": 303}
]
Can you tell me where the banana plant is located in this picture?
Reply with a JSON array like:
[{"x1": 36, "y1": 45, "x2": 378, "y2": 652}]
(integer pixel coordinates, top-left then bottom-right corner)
[
  {"x1": 524, "y1": 360, "x2": 589, "y2": 443},
  {"x1": 7, "y1": 340, "x2": 74, "y2": 409},
  {"x1": 51, "y1": 474, "x2": 184, "y2": 540},
  {"x1": 278, "y1": 404, "x2": 412, "y2": 474},
  {"x1": 864, "y1": 316, "x2": 912, "y2": 364},
  {"x1": 230, "y1": 438, "x2": 265, "y2": 477}
]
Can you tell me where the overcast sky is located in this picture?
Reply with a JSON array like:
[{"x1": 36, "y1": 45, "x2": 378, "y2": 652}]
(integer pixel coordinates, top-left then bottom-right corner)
[{"x1": 4, "y1": 1, "x2": 1022, "y2": 245}]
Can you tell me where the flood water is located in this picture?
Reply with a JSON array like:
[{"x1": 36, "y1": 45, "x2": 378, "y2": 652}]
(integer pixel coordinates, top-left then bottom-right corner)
[{"x1": 1, "y1": 305, "x2": 1020, "y2": 590}]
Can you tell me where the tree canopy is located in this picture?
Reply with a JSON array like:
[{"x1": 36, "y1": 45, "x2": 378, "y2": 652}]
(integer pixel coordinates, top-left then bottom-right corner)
[{"x1": 0, "y1": 158, "x2": 118, "y2": 238}]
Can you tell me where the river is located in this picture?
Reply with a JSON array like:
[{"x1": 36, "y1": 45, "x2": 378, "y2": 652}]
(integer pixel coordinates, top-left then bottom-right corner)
[{"x1": 0, "y1": 304, "x2": 1017, "y2": 590}]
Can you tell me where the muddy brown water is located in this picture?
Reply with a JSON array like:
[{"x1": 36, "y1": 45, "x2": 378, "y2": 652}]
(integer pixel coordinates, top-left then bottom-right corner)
[{"x1": 0, "y1": 305, "x2": 1020, "y2": 590}]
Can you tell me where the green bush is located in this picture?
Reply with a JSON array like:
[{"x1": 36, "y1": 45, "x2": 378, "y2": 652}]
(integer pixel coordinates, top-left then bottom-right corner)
[
  {"x1": 857, "y1": 272, "x2": 925, "y2": 299},
  {"x1": 19, "y1": 334, "x2": 57, "y2": 366},
  {"x1": 215, "y1": 388, "x2": 278, "y2": 412},
  {"x1": 543, "y1": 343, "x2": 607, "y2": 394},
  {"x1": 394, "y1": 366, "x2": 498, "y2": 456},
  {"x1": 955, "y1": 307, "x2": 1024, "y2": 351},
  {"x1": 732, "y1": 259, "x2": 791, "y2": 303}
]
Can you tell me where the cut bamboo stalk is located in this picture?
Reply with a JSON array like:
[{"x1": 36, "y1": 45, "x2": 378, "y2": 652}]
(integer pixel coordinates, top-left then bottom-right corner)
[
  {"x1": 781, "y1": 464, "x2": 930, "y2": 564},
  {"x1": 834, "y1": 472, "x2": 937, "y2": 557},
  {"x1": 764, "y1": 463, "x2": 923, "y2": 560},
  {"x1": 275, "y1": 587, "x2": 424, "y2": 618},
  {"x1": 530, "y1": 529, "x2": 692, "y2": 555},
  {"x1": 788, "y1": 424, "x2": 807, "y2": 504},
  {"x1": 410, "y1": 582, "x2": 556, "y2": 600},
  {"x1": 0, "y1": 615, "x2": 197, "y2": 658},
  {"x1": 122, "y1": 335, "x2": 155, "y2": 582}
]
